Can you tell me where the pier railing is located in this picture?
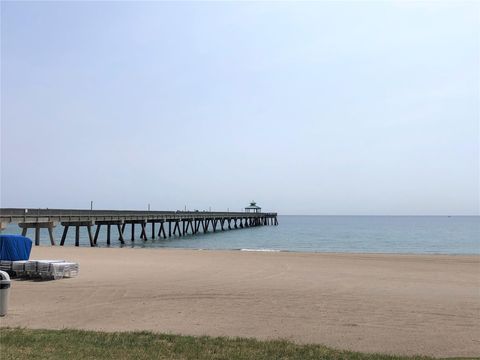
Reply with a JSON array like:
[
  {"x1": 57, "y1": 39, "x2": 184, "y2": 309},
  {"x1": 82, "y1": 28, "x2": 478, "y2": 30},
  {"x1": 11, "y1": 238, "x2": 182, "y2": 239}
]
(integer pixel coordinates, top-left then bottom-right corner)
[{"x1": 0, "y1": 208, "x2": 277, "y2": 222}]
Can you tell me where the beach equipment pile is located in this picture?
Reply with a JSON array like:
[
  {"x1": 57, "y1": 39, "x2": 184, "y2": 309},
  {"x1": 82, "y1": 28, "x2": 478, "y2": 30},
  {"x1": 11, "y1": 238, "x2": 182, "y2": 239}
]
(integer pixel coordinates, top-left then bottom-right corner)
[
  {"x1": 2, "y1": 259, "x2": 79, "y2": 280},
  {"x1": 0, "y1": 235, "x2": 79, "y2": 280}
]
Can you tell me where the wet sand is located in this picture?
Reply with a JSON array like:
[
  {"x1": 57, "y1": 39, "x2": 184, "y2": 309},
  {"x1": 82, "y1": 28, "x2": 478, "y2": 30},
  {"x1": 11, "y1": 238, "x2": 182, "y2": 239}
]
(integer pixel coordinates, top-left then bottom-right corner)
[{"x1": 1, "y1": 247, "x2": 479, "y2": 357}]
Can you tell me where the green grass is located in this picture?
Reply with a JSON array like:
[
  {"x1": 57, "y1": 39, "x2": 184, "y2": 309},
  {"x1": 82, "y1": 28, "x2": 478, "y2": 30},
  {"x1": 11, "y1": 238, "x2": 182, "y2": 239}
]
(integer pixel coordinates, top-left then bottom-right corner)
[{"x1": 0, "y1": 328, "x2": 475, "y2": 360}]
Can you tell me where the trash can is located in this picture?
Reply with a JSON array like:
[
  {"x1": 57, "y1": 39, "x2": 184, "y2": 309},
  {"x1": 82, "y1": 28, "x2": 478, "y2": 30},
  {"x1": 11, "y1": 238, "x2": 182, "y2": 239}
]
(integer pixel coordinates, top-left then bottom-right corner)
[{"x1": 0, "y1": 270, "x2": 11, "y2": 316}]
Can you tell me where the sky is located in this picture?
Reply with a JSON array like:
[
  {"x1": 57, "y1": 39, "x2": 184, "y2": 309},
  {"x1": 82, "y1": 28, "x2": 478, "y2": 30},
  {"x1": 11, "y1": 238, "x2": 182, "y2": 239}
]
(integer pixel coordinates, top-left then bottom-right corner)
[{"x1": 1, "y1": 1, "x2": 479, "y2": 215}]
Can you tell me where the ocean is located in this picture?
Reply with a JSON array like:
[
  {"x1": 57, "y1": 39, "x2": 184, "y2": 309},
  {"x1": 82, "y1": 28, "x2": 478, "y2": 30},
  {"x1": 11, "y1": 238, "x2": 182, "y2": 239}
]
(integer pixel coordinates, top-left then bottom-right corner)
[{"x1": 3, "y1": 215, "x2": 479, "y2": 255}]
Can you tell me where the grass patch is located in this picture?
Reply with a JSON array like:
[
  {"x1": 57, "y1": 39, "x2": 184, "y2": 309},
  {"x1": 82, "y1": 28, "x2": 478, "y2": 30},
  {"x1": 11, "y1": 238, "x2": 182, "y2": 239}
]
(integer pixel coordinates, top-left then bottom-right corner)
[{"x1": 0, "y1": 327, "x2": 474, "y2": 360}]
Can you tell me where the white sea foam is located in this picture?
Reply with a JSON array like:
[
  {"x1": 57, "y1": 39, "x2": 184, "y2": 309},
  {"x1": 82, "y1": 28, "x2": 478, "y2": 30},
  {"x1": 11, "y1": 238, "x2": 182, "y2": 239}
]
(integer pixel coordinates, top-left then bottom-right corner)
[{"x1": 240, "y1": 248, "x2": 280, "y2": 252}]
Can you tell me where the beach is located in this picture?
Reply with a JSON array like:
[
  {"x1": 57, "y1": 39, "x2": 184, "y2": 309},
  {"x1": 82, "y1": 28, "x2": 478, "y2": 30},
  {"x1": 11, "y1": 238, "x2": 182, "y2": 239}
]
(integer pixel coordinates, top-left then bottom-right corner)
[{"x1": 1, "y1": 247, "x2": 479, "y2": 357}]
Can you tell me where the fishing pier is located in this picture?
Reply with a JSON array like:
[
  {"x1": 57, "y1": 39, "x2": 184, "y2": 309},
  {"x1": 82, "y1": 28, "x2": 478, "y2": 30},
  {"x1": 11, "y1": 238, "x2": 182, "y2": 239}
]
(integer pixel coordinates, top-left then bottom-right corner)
[{"x1": 0, "y1": 208, "x2": 278, "y2": 247}]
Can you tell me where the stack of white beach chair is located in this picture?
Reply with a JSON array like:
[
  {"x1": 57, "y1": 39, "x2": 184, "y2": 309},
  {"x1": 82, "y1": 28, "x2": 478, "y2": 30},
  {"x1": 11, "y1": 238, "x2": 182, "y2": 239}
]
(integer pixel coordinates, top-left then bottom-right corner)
[
  {"x1": 0, "y1": 260, "x2": 13, "y2": 273},
  {"x1": 3, "y1": 260, "x2": 79, "y2": 280}
]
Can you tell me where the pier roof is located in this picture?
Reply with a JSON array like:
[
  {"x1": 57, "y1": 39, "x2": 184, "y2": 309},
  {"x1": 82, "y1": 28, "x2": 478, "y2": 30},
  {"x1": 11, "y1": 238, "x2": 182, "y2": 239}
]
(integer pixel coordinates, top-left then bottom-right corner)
[{"x1": 245, "y1": 201, "x2": 261, "y2": 210}]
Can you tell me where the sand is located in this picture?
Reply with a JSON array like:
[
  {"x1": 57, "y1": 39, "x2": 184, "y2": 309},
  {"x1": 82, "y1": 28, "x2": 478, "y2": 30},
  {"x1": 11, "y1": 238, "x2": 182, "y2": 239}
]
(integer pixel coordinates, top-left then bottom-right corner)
[{"x1": 1, "y1": 247, "x2": 479, "y2": 357}]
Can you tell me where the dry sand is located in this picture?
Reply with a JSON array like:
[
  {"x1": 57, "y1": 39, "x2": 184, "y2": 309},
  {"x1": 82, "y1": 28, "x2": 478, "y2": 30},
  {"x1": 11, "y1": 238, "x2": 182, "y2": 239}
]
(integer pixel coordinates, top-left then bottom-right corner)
[{"x1": 1, "y1": 247, "x2": 479, "y2": 357}]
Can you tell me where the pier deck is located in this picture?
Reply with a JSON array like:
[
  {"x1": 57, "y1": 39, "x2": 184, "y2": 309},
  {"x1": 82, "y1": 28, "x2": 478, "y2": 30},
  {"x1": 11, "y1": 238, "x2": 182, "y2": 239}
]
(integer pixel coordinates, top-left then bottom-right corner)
[{"x1": 0, "y1": 208, "x2": 278, "y2": 246}]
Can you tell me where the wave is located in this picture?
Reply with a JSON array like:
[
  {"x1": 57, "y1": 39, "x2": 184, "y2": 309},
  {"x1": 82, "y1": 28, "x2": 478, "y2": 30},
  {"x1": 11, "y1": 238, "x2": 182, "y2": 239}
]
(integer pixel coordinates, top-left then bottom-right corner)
[{"x1": 239, "y1": 248, "x2": 281, "y2": 252}]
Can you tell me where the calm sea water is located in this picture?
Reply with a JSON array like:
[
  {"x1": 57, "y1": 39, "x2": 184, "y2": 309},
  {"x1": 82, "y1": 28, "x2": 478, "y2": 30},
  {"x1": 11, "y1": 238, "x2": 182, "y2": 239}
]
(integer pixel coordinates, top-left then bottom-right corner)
[{"x1": 3, "y1": 216, "x2": 479, "y2": 255}]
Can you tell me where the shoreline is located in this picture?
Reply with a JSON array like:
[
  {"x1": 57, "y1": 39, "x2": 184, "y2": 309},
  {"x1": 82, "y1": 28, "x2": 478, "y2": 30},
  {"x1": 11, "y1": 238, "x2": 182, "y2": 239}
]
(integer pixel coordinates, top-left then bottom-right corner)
[
  {"x1": 17, "y1": 244, "x2": 480, "y2": 257},
  {"x1": 2, "y1": 247, "x2": 479, "y2": 357}
]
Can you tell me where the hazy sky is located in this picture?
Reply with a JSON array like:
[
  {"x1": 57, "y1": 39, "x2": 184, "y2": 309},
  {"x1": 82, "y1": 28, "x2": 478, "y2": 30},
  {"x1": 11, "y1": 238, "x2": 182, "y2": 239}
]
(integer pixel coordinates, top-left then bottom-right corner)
[{"x1": 1, "y1": 1, "x2": 479, "y2": 215}]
